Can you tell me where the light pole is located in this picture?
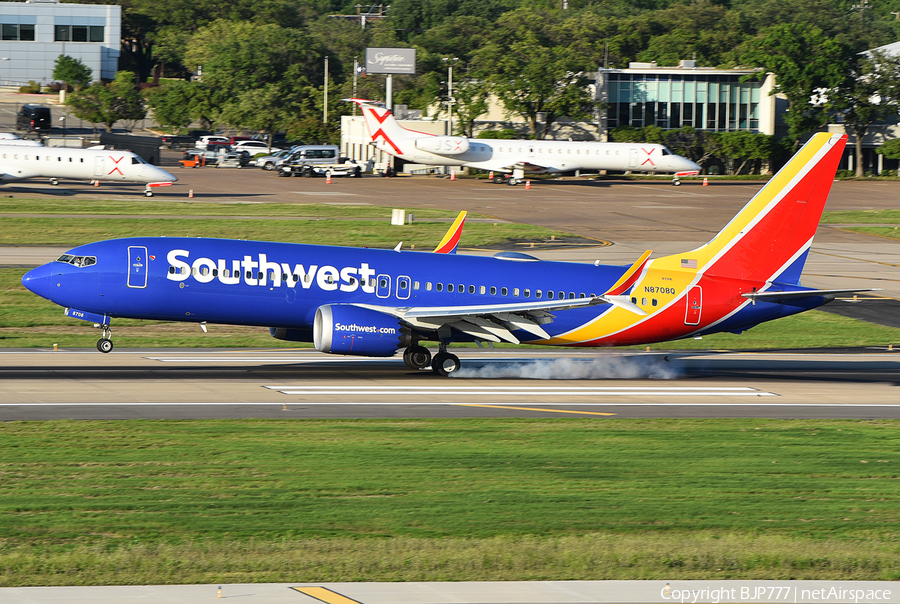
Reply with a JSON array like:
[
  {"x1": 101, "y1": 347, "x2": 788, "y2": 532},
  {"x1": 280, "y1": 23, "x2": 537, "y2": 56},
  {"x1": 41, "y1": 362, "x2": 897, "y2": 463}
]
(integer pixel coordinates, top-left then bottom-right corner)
[{"x1": 442, "y1": 57, "x2": 459, "y2": 136}]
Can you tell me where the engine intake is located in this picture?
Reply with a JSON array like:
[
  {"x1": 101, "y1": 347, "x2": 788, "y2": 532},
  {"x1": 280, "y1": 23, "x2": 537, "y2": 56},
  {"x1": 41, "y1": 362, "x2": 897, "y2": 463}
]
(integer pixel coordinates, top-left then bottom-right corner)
[{"x1": 314, "y1": 305, "x2": 409, "y2": 357}]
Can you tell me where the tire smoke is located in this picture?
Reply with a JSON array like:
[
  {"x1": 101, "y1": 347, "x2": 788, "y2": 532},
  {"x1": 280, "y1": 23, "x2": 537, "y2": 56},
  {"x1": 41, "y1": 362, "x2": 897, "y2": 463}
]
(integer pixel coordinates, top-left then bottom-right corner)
[{"x1": 451, "y1": 355, "x2": 680, "y2": 380}]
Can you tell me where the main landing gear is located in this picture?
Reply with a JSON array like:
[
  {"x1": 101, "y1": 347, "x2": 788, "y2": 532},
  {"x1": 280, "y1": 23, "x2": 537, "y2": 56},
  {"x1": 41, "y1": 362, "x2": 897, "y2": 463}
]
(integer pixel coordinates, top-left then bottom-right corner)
[
  {"x1": 96, "y1": 324, "x2": 114, "y2": 353},
  {"x1": 403, "y1": 344, "x2": 460, "y2": 376}
]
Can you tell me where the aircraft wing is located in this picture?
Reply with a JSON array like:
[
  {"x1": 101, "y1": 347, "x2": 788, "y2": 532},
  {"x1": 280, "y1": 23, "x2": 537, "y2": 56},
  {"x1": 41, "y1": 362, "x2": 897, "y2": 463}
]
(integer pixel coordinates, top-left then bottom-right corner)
[{"x1": 353, "y1": 295, "x2": 645, "y2": 344}]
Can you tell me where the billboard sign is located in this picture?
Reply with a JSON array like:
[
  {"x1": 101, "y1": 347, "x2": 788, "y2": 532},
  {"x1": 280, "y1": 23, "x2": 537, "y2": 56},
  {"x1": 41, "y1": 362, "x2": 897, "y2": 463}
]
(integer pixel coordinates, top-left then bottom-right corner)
[{"x1": 365, "y1": 48, "x2": 416, "y2": 75}]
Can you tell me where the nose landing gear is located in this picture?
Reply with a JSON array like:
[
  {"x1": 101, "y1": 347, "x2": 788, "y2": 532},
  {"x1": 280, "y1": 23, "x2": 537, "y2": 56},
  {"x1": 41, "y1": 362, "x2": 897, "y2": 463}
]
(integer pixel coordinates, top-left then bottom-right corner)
[{"x1": 96, "y1": 324, "x2": 114, "y2": 353}]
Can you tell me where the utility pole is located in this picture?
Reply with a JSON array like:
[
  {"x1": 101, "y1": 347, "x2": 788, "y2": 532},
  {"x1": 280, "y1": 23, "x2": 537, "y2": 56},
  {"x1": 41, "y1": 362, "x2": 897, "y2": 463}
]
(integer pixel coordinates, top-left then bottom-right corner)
[
  {"x1": 323, "y1": 56, "x2": 329, "y2": 123},
  {"x1": 851, "y1": 0, "x2": 872, "y2": 25}
]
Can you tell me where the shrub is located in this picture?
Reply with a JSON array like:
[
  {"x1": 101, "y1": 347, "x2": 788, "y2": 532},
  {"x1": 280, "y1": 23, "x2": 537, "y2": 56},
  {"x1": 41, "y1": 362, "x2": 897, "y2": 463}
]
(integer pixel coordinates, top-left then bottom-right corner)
[{"x1": 18, "y1": 81, "x2": 41, "y2": 94}]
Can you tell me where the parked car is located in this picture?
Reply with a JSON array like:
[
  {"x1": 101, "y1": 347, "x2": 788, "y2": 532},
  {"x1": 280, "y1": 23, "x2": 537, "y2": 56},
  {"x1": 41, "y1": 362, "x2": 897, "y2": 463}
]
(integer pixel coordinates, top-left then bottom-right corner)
[
  {"x1": 233, "y1": 140, "x2": 275, "y2": 155},
  {"x1": 16, "y1": 104, "x2": 51, "y2": 133},
  {"x1": 195, "y1": 135, "x2": 229, "y2": 150},
  {"x1": 255, "y1": 149, "x2": 293, "y2": 170}
]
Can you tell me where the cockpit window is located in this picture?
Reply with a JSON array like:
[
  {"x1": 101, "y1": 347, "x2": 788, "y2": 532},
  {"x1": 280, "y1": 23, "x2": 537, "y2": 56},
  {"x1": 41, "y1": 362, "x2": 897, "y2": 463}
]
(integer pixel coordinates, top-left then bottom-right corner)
[
  {"x1": 131, "y1": 156, "x2": 146, "y2": 164},
  {"x1": 661, "y1": 147, "x2": 672, "y2": 156},
  {"x1": 56, "y1": 254, "x2": 97, "y2": 267}
]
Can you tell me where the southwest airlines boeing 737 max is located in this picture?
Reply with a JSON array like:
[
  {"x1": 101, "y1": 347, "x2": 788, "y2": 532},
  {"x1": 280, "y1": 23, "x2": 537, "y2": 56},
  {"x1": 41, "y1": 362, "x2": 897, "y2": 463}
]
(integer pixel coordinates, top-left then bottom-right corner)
[
  {"x1": 22, "y1": 133, "x2": 864, "y2": 375},
  {"x1": 349, "y1": 98, "x2": 701, "y2": 184}
]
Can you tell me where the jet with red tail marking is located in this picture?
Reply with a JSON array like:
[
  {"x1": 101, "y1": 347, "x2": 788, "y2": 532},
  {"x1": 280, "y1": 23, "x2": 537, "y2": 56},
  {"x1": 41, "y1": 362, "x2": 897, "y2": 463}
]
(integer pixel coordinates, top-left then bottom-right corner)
[
  {"x1": 347, "y1": 98, "x2": 701, "y2": 185},
  {"x1": 22, "y1": 133, "x2": 869, "y2": 375}
]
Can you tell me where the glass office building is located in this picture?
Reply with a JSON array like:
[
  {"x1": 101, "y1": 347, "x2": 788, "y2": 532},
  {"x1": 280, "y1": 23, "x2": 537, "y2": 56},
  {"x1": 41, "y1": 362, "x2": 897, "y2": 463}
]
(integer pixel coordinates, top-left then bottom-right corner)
[{"x1": 596, "y1": 63, "x2": 777, "y2": 137}]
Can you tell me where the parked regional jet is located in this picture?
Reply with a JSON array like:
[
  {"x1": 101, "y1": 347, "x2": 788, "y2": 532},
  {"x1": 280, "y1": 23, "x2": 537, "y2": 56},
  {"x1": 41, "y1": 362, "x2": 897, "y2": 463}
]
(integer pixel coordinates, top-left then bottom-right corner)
[
  {"x1": 22, "y1": 133, "x2": 865, "y2": 375},
  {"x1": 0, "y1": 133, "x2": 43, "y2": 147},
  {"x1": 0, "y1": 145, "x2": 177, "y2": 196},
  {"x1": 347, "y1": 98, "x2": 701, "y2": 184}
]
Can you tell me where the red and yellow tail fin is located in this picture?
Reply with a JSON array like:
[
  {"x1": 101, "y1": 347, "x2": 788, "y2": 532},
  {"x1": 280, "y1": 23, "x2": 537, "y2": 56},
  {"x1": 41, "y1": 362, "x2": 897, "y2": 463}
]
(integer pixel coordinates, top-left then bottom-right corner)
[
  {"x1": 655, "y1": 132, "x2": 847, "y2": 285},
  {"x1": 434, "y1": 211, "x2": 467, "y2": 254}
]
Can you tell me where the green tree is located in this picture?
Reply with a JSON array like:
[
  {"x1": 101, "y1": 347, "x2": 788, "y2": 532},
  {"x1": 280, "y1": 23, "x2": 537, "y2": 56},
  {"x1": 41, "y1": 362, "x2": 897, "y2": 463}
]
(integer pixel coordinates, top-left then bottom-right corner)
[
  {"x1": 474, "y1": 8, "x2": 594, "y2": 139},
  {"x1": 827, "y1": 51, "x2": 900, "y2": 177},
  {"x1": 52, "y1": 55, "x2": 92, "y2": 91},
  {"x1": 740, "y1": 24, "x2": 847, "y2": 143},
  {"x1": 144, "y1": 80, "x2": 196, "y2": 132},
  {"x1": 66, "y1": 71, "x2": 146, "y2": 132},
  {"x1": 219, "y1": 84, "x2": 303, "y2": 147},
  {"x1": 718, "y1": 131, "x2": 774, "y2": 175},
  {"x1": 876, "y1": 138, "x2": 900, "y2": 160}
]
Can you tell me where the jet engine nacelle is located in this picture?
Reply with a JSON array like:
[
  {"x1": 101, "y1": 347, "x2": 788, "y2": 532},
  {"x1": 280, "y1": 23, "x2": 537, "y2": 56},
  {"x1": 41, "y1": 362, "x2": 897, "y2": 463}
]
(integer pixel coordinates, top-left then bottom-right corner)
[
  {"x1": 314, "y1": 304, "x2": 409, "y2": 357},
  {"x1": 415, "y1": 136, "x2": 470, "y2": 155}
]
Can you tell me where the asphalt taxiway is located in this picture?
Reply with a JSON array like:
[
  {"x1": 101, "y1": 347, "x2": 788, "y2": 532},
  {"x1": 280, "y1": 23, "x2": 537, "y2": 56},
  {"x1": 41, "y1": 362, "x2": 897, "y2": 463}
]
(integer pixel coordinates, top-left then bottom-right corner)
[{"x1": 2, "y1": 348, "x2": 899, "y2": 420}]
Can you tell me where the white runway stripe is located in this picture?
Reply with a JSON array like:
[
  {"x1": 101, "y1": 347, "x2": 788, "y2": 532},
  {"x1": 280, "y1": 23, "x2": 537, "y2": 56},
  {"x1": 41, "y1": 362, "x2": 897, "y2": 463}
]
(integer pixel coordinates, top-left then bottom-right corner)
[{"x1": 263, "y1": 385, "x2": 777, "y2": 397}]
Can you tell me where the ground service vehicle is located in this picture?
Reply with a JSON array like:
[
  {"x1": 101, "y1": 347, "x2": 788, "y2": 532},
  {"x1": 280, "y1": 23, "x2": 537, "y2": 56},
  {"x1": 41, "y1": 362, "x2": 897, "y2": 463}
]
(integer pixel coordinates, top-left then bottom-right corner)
[{"x1": 16, "y1": 104, "x2": 51, "y2": 133}]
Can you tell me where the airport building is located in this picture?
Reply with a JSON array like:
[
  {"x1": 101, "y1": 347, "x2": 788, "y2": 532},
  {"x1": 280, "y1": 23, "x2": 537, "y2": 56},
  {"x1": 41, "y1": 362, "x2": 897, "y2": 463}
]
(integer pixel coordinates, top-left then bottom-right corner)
[
  {"x1": 0, "y1": 0, "x2": 121, "y2": 87},
  {"x1": 595, "y1": 61, "x2": 778, "y2": 136}
]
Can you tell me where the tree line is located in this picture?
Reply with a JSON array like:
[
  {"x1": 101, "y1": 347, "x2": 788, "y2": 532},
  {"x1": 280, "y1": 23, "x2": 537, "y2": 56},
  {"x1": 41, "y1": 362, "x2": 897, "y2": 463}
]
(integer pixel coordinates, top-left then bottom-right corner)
[{"x1": 57, "y1": 0, "x2": 900, "y2": 175}]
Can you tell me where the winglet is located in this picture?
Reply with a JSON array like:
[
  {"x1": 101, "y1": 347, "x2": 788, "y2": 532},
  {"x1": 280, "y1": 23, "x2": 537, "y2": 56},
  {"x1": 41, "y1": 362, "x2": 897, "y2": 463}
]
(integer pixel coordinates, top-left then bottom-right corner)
[
  {"x1": 434, "y1": 211, "x2": 468, "y2": 254},
  {"x1": 603, "y1": 250, "x2": 652, "y2": 296}
]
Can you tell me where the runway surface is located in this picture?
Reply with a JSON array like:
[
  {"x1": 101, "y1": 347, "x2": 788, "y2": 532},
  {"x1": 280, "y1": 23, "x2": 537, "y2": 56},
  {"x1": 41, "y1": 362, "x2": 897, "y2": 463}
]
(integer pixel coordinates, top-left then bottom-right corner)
[{"x1": 2, "y1": 348, "x2": 899, "y2": 420}]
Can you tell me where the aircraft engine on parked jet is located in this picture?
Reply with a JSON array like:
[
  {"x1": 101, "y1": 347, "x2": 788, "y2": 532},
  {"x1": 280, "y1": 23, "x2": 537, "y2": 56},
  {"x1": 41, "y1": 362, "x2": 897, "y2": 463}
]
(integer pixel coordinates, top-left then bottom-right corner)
[
  {"x1": 415, "y1": 136, "x2": 470, "y2": 155},
  {"x1": 314, "y1": 304, "x2": 410, "y2": 356}
]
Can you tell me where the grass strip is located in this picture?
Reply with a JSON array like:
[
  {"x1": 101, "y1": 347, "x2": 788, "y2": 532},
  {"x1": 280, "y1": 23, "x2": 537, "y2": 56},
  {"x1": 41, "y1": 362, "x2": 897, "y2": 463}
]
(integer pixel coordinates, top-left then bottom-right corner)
[
  {"x1": 0, "y1": 216, "x2": 563, "y2": 248},
  {"x1": 0, "y1": 418, "x2": 898, "y2": 584}
]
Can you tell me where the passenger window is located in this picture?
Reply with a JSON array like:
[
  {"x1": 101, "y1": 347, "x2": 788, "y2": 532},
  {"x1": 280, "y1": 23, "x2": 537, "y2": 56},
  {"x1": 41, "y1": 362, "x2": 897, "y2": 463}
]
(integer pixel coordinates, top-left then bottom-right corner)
[
  {"x1": 642, "y1": 297, "x2": 648, "y2": 305},
  {"x1": 536, "y1": 290, "x2": 542, "y2": 299},
  {"x1": 631, "y1": 297, "x2": 637, "y2": 303},
  {"x1": 479, "y1": 285, "x2": 485, "y2": 294},
  {"x1": 652, "y1": 299, "x2": 658, "y2": 306},
  {"x1": 559, "y1": 291, "x2": 565, "y2": 300},
  {"x1": 426, "y1": 282, "x2": 432, "y2": 291},
  {"x1": 490, "y1": 286, "x2": 497, "y2": 295},
  {"x1": 282, "y1": 273, "x2": 288, "y2": 281},
  {"x1": 524, "y1": 289, "x2": 530, "y2": 298},
  {"x1": 257, "y1": 271, "x2": 263, "y2": 280},
  {"x1": 293, "y1": 274, "x2": 299, "y2": 282},
  {"x1": 168, "y1": 266, "x2": 175, "y2": 274},
  {"x1": 436, "y1": 283, "x2": 443, "y2": 292},
  {"x1": 547, "y1": 291, "x2": 554, "y2": 299},
  {"x1": 501, "y1": 287, "x2": 508, "y2": 296},
  {"x1": 468, "y1": 285, "x2": 475, "y2": 294},
  {"x1": 579, "y1": 293, "x2": 585, "y2": 298},
  {"x1": 413, "y1": 281, "x2": 420, "y2": 290},
  {"x1": 513, "y1": 288, "x2": 519, "y2": 296}
]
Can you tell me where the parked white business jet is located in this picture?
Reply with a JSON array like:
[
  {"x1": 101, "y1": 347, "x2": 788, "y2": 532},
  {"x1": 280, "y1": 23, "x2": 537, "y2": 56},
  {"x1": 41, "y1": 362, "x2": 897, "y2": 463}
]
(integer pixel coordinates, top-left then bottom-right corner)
[
  {"x1": 0, "y1": 145, "x2": 177, "y2": 195},
  {"x1": 0, "y1": 133, "x2": 43, "y2": 147},
  {"x1": 347, "y1": 99, "x2": 701, "y2": 185}
]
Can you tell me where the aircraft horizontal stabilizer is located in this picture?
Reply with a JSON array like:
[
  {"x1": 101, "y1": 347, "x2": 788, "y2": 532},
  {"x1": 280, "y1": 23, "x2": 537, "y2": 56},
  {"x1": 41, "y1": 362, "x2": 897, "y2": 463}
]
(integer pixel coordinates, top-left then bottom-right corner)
[{"x1": 742, "y1": 288, "x2": 880, "y2": 301}]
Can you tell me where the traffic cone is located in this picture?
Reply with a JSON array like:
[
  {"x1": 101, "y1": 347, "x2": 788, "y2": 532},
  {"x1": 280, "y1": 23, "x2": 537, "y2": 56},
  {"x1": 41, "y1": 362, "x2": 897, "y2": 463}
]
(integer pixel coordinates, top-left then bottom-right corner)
[
  {"x1": 488, "y1": 171, "x2": 494, "y2": 179},
  {"x1": 189, "y1": 189, "x2": 194, "y2": 198},
  {"x1": 94, "y1": 180, "x2": 99, "y2": 187},
  {"x1": 702, "y1": 177, "x2": 708, "y2": 186},
  {"x1": 450, "y1": 170, "x2": 456, "y2": 181},
  {"x1": 525, "y1": 180, "x2": 531, "y2": 189},
  {"x1": 326, "y1": 172, "x2": 332, "y2": 184}
]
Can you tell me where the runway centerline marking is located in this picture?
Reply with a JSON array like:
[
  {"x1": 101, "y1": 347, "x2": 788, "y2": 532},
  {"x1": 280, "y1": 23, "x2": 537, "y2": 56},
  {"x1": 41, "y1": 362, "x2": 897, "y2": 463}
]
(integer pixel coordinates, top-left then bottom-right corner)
[{"x1": 458, "y1": 404, "x2": 616, "y2": 416}]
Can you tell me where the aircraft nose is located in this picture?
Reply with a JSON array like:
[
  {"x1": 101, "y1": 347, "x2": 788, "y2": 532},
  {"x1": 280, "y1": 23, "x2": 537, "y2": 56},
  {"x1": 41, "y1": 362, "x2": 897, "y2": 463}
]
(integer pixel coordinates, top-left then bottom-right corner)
[{"x1": 22, "y1": 263, "x2": 54, "y2": 300}]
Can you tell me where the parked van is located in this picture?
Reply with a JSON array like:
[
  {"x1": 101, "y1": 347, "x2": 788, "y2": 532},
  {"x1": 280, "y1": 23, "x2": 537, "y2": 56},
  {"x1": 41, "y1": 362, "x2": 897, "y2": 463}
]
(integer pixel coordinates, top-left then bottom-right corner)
[
  {"x1": 17, "y1": 104, "x2": 51, "y2": 133},
  {"x1": 281, "y1": 145, "x2": 340, "y2": 166}
]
